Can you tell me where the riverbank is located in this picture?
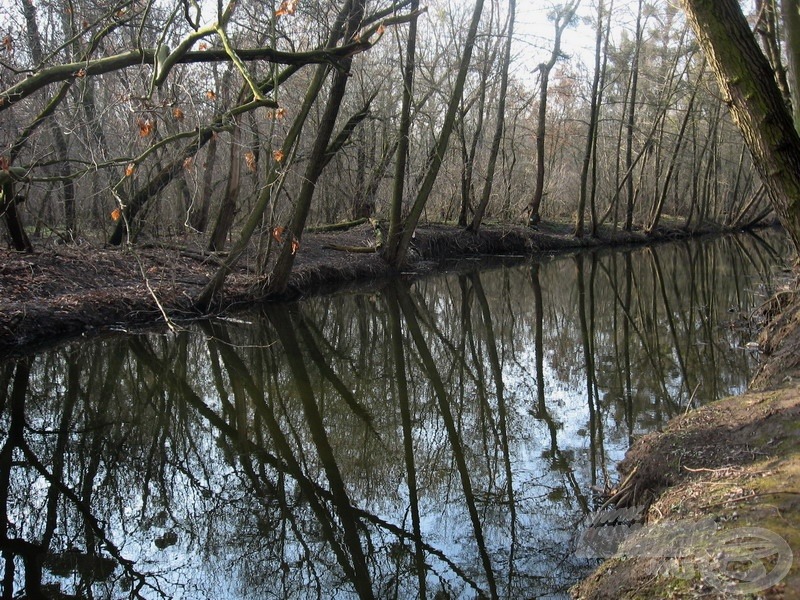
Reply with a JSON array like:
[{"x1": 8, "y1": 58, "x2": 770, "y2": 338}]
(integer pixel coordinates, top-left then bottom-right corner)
[
  {"x1": 0, "y1": 220, "x2": 733, "y2": 356},
  {"x1": 572, "y1": 270, "x2": 800, "y2": 599}
]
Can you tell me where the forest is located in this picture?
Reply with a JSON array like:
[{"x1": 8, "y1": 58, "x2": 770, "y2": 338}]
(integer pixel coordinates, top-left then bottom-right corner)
[{"x1": 2, "y1": 0, "x2": 800, "y2": 307}]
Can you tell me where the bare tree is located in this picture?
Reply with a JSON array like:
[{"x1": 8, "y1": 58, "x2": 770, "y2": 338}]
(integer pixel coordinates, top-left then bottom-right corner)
[{"x1": 528, "y1": 1, "x2": 580, "y2": 227}]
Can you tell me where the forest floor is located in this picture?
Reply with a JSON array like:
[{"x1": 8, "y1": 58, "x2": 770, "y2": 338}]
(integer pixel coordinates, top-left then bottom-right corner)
[{"x1": 2, "y1": 220, "x2": 800, "y2": 598}]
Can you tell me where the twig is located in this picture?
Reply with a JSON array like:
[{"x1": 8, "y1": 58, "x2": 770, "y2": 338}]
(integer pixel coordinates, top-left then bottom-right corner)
[
  {"x1": 130, "y1": 249, "x2": 178, "y2": 332},
  {"x1": 698, "y1": 490, "x2": 800, "y2": 510},
  {"x1": 683, "y1": 382, "x2": 701, "y2": 416}
]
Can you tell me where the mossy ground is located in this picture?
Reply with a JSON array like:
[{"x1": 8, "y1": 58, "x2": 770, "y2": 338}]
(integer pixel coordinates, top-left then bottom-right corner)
[{"x1": 572, "y1": 385, "x2": 800, "y2": 599}]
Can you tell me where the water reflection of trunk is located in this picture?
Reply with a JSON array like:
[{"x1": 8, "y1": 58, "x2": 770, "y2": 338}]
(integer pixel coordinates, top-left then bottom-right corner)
[
  {"x1": 0, "y1": 358, "x2": 44, "y2": 597},
  {"x1": 174, "y1": 327, "x2": 374, "y2": 599},
  {"x1": 80, "y1": 345, "x2": 127, "y2": 561},
  {"x1": 1, "y1": 351, "x2": 136, "y2": 598},
  {"x1": 575, "y1": 254, "x2": 606, "y2": 488},
  {"x1": 267, "y1": 306, "x2": 375, "y2": 599},
  {"x1": 470, "y1": 272, "x2": 519, "y2": 579},
  {"x1": 597, "y1": 253, "x2": 672, "y2": 410},
  {"x1": 396, "y1": 287, "x2": 500, "y2": 600},
  {"x1": 385, "y1": 286, "x2": 427, "y2": 598},
  {"x1": 293, "y1": 310, "x2": 375, "y2": 432},
  {"x1": 200, "y1": 323, "x2": 334, "y2": 591},
  {"x1": 530, "y1": 264, "x2": 590, "y2": 514},
  {"x1": 650, "y1": 245, "x2": 697, "y2": 409},
  {"x1": 458, "y1": 275, "x2": 501, "y2": 487},
  {"x1": 623, "y1": 253, "x2": 634, "y2": 443}
]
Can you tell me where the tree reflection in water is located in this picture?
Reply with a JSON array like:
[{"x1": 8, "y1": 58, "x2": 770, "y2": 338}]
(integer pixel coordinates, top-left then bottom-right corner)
[{"x1": 0, "y1": 233, "x2": 789, "y2": 598}]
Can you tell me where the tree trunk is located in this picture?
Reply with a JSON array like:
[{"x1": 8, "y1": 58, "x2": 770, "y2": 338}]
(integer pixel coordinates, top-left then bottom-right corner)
[
  {"x1": 208, "y1": 120, "x2": 243, "y2": 252},
  {"x1": 265, "y1": 0, "x2": 367, "y2": 294},
  {"x1": 680, "y1": 0, "x2": 800, "y2": 252},
  {"x1": 21, "y1": 0, "x2": 76, "y2": 239},
  {"x1": 576, "y1": 0, "x2": 608, "y2": 237},
  {"x1": 782, "y1": 0, "x2": 800, "y2": 130},
  {"x1": 528, "y1": 1, "x2": 580, "y2": 227},
  {"x1": 385, "y1": 0, "x2": 486, "y2": 266},
  {"x1": 625, "y1": 0, "x2": 644, "y2": 231},
  {"x1": 469, "y1": 0, "x2": 516, "y2": 233},
  {"x1": 1, "y1": 173, "x2": 33, "y2": 252},
  {"x1": 385, "y1": 0, "x2": 420, "y2": 266}
]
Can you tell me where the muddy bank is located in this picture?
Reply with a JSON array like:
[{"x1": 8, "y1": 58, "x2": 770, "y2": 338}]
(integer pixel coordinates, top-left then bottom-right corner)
[
  {"x1": 0, "y1": 220, "x2": 733, "y2": 356},
  {"x1": 571, "y1": 276, "x2": 800, "y2": 599}
]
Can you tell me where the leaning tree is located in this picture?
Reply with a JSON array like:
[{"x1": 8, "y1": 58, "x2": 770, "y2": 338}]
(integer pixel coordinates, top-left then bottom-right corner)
[{"x1": 679, "y1": 0, "x2": 800, "y2": 252}]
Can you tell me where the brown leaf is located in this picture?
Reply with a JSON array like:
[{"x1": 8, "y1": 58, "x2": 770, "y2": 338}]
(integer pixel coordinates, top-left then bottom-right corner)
[
  {"x1": 205, "y1": 90, "x2": 216, "y2": 100},
  {"x1": 275, "y1": 0, "x2": 298, "y2": 17},
  {"x1": 272, "y1": 226, "x2": 285, "y2": 243},
  {"x1": 125, "y1": 163, "x2": 135, "y2": 177},
  {"x1": 244, "y1": 151, "x2": 257, "y2": 172},
  {"x1": 272, "y1": 150, "x2": 285, "y2": 163},
  {"x1": 172, "y1": 107, "x2": 185, "y2": 121},
  {"x1": 111, "y1": 208, "x2": 122, "y2": 221},
  {"x1": 137, "y1": 118, "x2": 154, "y2": 137},
  {"x1": 291, "y1": 238, "x2": 300, "y2": 255}
]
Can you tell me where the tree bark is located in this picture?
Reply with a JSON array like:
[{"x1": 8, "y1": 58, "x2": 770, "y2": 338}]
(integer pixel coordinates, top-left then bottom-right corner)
[{"x1": 680, "y1": 0, "x2": 800, "y2": 252}]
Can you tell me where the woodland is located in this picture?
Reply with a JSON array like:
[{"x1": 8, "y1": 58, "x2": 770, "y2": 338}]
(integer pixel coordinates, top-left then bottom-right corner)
[{"x1": 2, "y1": 0, "x2": 800, "y2": 315}]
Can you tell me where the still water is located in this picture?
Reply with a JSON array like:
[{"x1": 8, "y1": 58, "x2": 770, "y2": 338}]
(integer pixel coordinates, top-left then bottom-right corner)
[{"x1": 1, "y1": 233, "x2": 791, "y2": 599}]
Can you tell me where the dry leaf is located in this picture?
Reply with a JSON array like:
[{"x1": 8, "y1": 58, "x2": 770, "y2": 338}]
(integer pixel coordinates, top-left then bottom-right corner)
[
  {"x1": 125, "y1": 163, "x2": 135, "y2": 177},
  {"x1": 137, "y1": 118, "x2": 154, "y2": 137},
  {"x1": 199, "y1": 42, "x2": 208, "y2": 50},
  {"x1": 111, "y1": 208, "x2": 122, "y2": 221},
  {"x1": 272, "y1": 226, "x2": 285, "y2": 243},
  {"x1": 275, "y1": 107, "x2": 287, "y2": 119},
  {"x1": 75, "y1": 68, "x2": 86, "y2": 78},
  {"x1": 205, "y1": 90, "x2": 216, "y2": 100},
  {"x1": 183, "y1": 157, "x2": 194, "y2": 170},
  {"x1": 291, "y1": 237, "x2": 300, "y2": 255},
  {"x1": 272, "y1": 150, "x2": 285, "y2": 162},
  {"x1": 244, "y1": 151, "x2": 257, "y2": 172},
  {"x1": 275, "y1": 0, "x2": 298, "y2": 17},
  {"x1": 172, "y1": 107, "x2": 185, "y2": 121},
  {"x1": 2, "y1": 35, "x2": 12, "y2": 54}
]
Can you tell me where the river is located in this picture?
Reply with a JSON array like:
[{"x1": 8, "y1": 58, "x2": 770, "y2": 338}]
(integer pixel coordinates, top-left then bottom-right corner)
[{"x1": 0, "y1": 232, "x2": 791, "y2": 599}]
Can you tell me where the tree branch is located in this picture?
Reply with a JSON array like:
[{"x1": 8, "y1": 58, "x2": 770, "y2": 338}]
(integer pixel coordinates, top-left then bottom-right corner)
[{"x1": 1, "y1": 42, "x2": 372, "y2": 111}]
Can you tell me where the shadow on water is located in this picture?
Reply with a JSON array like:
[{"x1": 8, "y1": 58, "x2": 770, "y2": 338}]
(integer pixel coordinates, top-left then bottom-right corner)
[{"x1": 0, "y1": 232, "x2": 792, "y2": 599}]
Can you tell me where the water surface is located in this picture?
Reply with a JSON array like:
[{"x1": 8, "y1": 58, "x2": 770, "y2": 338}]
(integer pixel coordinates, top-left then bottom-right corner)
[{"x1": 1, "y1": 232, "x2": 790, "y2": 598}]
